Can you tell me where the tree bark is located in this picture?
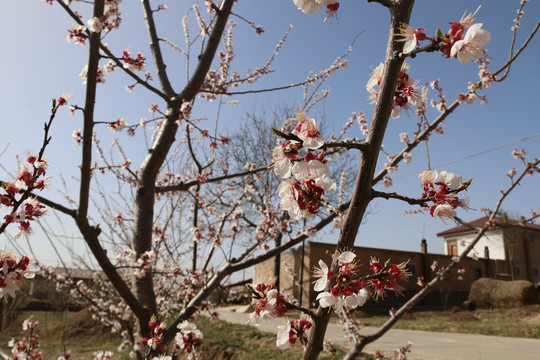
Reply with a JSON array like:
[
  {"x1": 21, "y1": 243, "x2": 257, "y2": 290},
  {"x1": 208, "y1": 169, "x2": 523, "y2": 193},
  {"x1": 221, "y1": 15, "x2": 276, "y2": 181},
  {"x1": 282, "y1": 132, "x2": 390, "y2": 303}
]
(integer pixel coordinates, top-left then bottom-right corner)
[{"x1": 302, "y1": 1, "x2": 415, "y2": 359}]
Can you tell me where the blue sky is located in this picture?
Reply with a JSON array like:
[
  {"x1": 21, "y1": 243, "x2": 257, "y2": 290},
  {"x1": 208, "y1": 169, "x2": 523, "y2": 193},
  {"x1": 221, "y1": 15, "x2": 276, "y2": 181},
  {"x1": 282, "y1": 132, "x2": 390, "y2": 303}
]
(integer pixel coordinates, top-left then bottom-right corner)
[{"x1": 0, "y1": 0, "x2": 539, "y2": 265}]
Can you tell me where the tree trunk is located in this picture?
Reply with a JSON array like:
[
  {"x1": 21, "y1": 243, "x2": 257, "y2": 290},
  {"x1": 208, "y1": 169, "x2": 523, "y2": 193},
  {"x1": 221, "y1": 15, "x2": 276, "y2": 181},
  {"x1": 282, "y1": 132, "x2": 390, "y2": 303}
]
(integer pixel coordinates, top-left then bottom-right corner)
[{"x1": 302, "y1": 1, "x2": 415, "y2": 358}]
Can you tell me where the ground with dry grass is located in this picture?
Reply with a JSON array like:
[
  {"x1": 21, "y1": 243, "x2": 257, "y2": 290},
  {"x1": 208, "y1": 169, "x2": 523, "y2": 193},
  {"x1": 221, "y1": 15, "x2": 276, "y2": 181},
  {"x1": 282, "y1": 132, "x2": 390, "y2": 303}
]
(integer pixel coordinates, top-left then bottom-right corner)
[{"x1": 351, "y1": 304, "x2": 540, "y2": 338}]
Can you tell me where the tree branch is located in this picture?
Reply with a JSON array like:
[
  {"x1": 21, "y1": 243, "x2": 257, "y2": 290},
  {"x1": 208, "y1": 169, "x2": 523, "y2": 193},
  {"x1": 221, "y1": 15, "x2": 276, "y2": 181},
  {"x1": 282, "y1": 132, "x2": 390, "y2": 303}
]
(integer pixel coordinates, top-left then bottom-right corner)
[
  {"x1": 372, "y1": 189, "x2": 429, "y2": 206},
  {"x1": 367, "y1": 0, "x2": 395, "y2": 8},
  {"x1": 155, "y1": 167, "x2": 267, "y2": 193},
  {"x1": 322, "y1": 141, "x2": 368, "y2": 152},
  {"x1": 141, "y1": 0, "x2": 175, "y2": 97},
  {"x1": 494, "y1": 21, "x2": 540, "y2": 80},
  {"x1": 343, "y1": 159, "x2": 540, "y2": 359},
  {"x1": 77, "y1": 0, "x2": 102, "y2": 220},
  {"x1": 398, "y1": 42, "x2": 440, "y2": 59},
  {"x1": 303, "y1": 1, "x2": 416, "y2": 358},
  {"x1": 178, "y1": 0, "x2": 236, "y2": 101},
  {"x1": 372, "y1": 99, "x2": 461, "y2": 183},
  {"x1": 99, "y1": 47, "x2": 171, "y2": 104},
  {"x1": 55, "y1": 0, "x2": 148, "y2": 329},
  {"x1": 129, "y1": 0, "x2": 237, "y2": 337},
  {"x1": 55, "y1": 0, "x2": 169, "y2": 103}
]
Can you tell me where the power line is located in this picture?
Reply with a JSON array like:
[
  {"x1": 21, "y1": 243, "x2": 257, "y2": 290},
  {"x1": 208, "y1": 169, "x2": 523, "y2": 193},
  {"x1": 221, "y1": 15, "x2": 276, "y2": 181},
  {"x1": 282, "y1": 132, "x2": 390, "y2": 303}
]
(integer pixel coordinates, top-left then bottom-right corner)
[{"x1": 398, "y1": 132, "x2": 540, "y2": 179}]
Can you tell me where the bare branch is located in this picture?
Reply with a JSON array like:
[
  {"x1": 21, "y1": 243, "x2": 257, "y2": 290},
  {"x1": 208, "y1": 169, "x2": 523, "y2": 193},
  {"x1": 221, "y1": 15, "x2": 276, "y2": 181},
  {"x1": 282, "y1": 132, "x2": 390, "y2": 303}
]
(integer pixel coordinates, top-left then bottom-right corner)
[
  {"x1": 77, "y1": 0, "x2": 103, "y2": 220},
  {"x1": 373, "y1": 99, "x2": 461, "y2": 183},
  {"x1": 31, "y1": 193, "x2": 76, "y2": 218},
  {"x1": 98, "y1": 47, "x2": 170, "y2": 103},
  {"x1": 155, "y1": 167, "x2": 267, "y2": 193},
  {"x1": 55, "y1": 0, "x2": 169, "y2": 103},
  {"x1": 141, "y1": 0, "x2": 175, "y2": 97},
  {"x1": 178, "y1": 0, "x2": 236, "y2": 101},
  {"x1": 372, "y1": 189, "x2": 429, "y2": 206},
  {"x1": 494, "y1": 20, "x2": 540, "y2": 80},
  {"x1": 495, "y1": 0, "x2": 538, "y2": 81},
  {"x1": 322, "y1": 141, "x2": 368, "y2": 152},
  {"x1": 201, "y1": 81, "x2": 307, "y2": 95}
]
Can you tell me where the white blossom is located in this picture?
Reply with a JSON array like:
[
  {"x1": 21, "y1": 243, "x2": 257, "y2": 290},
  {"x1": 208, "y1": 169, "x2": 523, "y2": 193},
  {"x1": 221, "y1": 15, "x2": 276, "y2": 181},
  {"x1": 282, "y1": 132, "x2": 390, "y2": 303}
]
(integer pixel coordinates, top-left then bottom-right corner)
[{"x1": 451, "y1": 23, "x2": 491, "y2": 64}]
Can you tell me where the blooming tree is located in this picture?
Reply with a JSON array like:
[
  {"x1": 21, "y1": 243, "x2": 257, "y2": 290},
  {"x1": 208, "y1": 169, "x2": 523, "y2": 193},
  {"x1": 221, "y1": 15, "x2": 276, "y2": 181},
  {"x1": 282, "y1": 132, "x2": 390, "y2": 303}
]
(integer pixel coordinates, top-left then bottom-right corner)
[{"x1": 1, "y1": 0, "x2": 539, "y2": 360}]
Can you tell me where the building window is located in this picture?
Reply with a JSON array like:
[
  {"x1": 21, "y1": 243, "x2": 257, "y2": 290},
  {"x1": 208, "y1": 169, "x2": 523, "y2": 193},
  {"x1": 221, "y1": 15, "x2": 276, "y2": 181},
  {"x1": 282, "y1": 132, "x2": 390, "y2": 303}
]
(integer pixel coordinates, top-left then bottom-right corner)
[
  {"x1": 532, "y1": 268, "x2": 538, "y2": 276},
  {"x1": 447, "y1": 240, "x2": 458, "y2": 256},
  {"x1": 474, "y1": 268, "x2": 482, "y2": 279},
  {"x1": 514, "y1": 267, "x2": 520, "y2": 275},
  {"x1": 407, "y1": 264, "x2": 416, "y2": 276}
]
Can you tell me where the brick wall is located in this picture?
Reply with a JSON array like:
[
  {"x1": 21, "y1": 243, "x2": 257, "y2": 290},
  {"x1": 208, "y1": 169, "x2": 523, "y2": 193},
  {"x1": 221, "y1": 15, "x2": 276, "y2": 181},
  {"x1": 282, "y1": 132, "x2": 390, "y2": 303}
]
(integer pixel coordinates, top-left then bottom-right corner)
[
  {"x1": 254, "y1": 240, "x2": 501, "y2": 310},
  {"x1": 503, "y1": 228, "x2": 540, "y2": 283},
  {"x1": 306, "y1": 242, "x2": 488, "y2": 309}
]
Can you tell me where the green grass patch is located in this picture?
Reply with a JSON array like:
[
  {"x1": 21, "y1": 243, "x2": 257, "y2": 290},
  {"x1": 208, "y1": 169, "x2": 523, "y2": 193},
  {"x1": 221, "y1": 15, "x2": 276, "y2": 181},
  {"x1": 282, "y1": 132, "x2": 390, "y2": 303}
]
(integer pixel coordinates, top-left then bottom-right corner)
[
  {"x1": 196, "y1": 316, "x2": 374, "y2": 360},
  {"x1": 1, "y1": 311, "x2": 371, "y2": 360},
  {"x1": 0, "y1": 310, "x2": 124, "y2": 359}
]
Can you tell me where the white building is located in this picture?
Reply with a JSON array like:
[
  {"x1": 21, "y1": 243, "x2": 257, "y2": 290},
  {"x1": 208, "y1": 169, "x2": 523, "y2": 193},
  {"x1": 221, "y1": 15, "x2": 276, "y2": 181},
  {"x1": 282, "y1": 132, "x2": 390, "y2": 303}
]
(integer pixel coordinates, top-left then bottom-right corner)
[{"x1": 437, "y1": 216, "x2": 540, "y2": 283}]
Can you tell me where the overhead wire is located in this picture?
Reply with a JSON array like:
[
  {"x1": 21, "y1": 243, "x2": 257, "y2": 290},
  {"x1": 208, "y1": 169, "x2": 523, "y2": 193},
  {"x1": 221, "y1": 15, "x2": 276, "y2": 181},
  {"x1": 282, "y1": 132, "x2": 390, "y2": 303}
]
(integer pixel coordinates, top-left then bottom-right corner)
[{"x1": 397, "y1": 132, "x2": 540, "y2": 179}]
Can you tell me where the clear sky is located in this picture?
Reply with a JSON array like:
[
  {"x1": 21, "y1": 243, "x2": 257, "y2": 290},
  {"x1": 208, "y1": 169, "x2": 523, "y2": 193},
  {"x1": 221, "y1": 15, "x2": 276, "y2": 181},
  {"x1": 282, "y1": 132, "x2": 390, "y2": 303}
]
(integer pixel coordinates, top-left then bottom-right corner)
[{"x1": 0, "y1": 0, "x2": 539, "y2": 266}]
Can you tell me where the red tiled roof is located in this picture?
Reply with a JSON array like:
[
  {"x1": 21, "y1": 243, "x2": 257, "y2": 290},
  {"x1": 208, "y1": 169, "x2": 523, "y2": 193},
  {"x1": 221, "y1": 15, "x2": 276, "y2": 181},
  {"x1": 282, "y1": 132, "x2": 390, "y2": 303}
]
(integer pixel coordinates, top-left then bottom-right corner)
[{"x1": 437, "y1": 216, "x2": 540, "y2": 237}]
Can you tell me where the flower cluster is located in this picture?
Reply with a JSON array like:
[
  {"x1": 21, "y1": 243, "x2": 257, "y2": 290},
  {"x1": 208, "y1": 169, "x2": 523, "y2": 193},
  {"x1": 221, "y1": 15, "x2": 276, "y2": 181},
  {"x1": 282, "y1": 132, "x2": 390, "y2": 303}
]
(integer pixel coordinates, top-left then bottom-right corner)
[
  {"x1": 64, "y1": 0, "x2": 122, "y2": 45},
  {"x1": 398, "y1": 7, "x2": 491, "y2": 64},
  {"x1": 429, "y1": 79, "x2": 448, "y2": 113},
  {"x1": 273, "y1": 111, "x2": 336, "y2": 220},
  {"x1": 66, "y1": 24, "x2": 87, "y2": 46},
  {"x1": 141, "y1": 316, "x2": 166, "y2": 352},
  {"x1": 88, "y1": 0, "x2": 122, "y2": 33},
  {"x1": 178, "y1": 100, "x2": 193, "y2": 123},
  {"x1": 49, "y1": 267, "x2": 139, "y2": 353},
  {"x1": 135, "y1": 250, "x2": 156, "y2": 278},
  {"x1": 107, "y1": 117, "x2": 128, "y2": 132},
  {"x1": 314, "y1": 251, "x2": 369, "y2": 311},
  {"x1": 375, "y1": 342, "x2": 413, "y2": 360},
  {"x1": 93, "y1": 351, "x2": 113, "y2": 360},
  {"x1": 276, "y1": 318, "x2": 312, "y2": 350},
  {"x1": 313, "y1": 251, "x2": 412, "y2": 310},
  {"x1": 419, "y1": 170, "x2": 471, "y2": 223},
  {"x1": 457, "y1": 265, "x2": 466, "y2": 280},
  {"x1": 58, "y1": 351, "x2": 72, "y2": 360},
  {"x1": 79, "y1": 64, "x2": 106, "y2": 84},
  {"x1": 115, "y1": 248, "x2": 156, "y2": 279},
  {"x1": 246, "y1": 280, "x2": 316, "y2": 351},
  {"x1": 369, "y1": 258, "x2": 410, "y2": 299},
  {"x1": 22, "y1": 316, "x2": 39, "y2": 331},
  {"x1": 247, "y1": 282, "x2": 289, "y2": 326},
  {"x1": 367, "y1": 62, "x2": 423, "y2": 119},
  {"x1": 292, "y1": 0, "x2": 340, "y2": 21},
  {"x1": 122, "y1": 49, "x2": 146, "y2": 72},
  {"x1": 8, "y1": 315, "x2": 43, "y2": 359},
  {"x1": 1, "y1": 155, "x2": 49, "y2": 236},
  {"x1": 175, "y1": 321, "x2": 203, "y2": 360}
]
